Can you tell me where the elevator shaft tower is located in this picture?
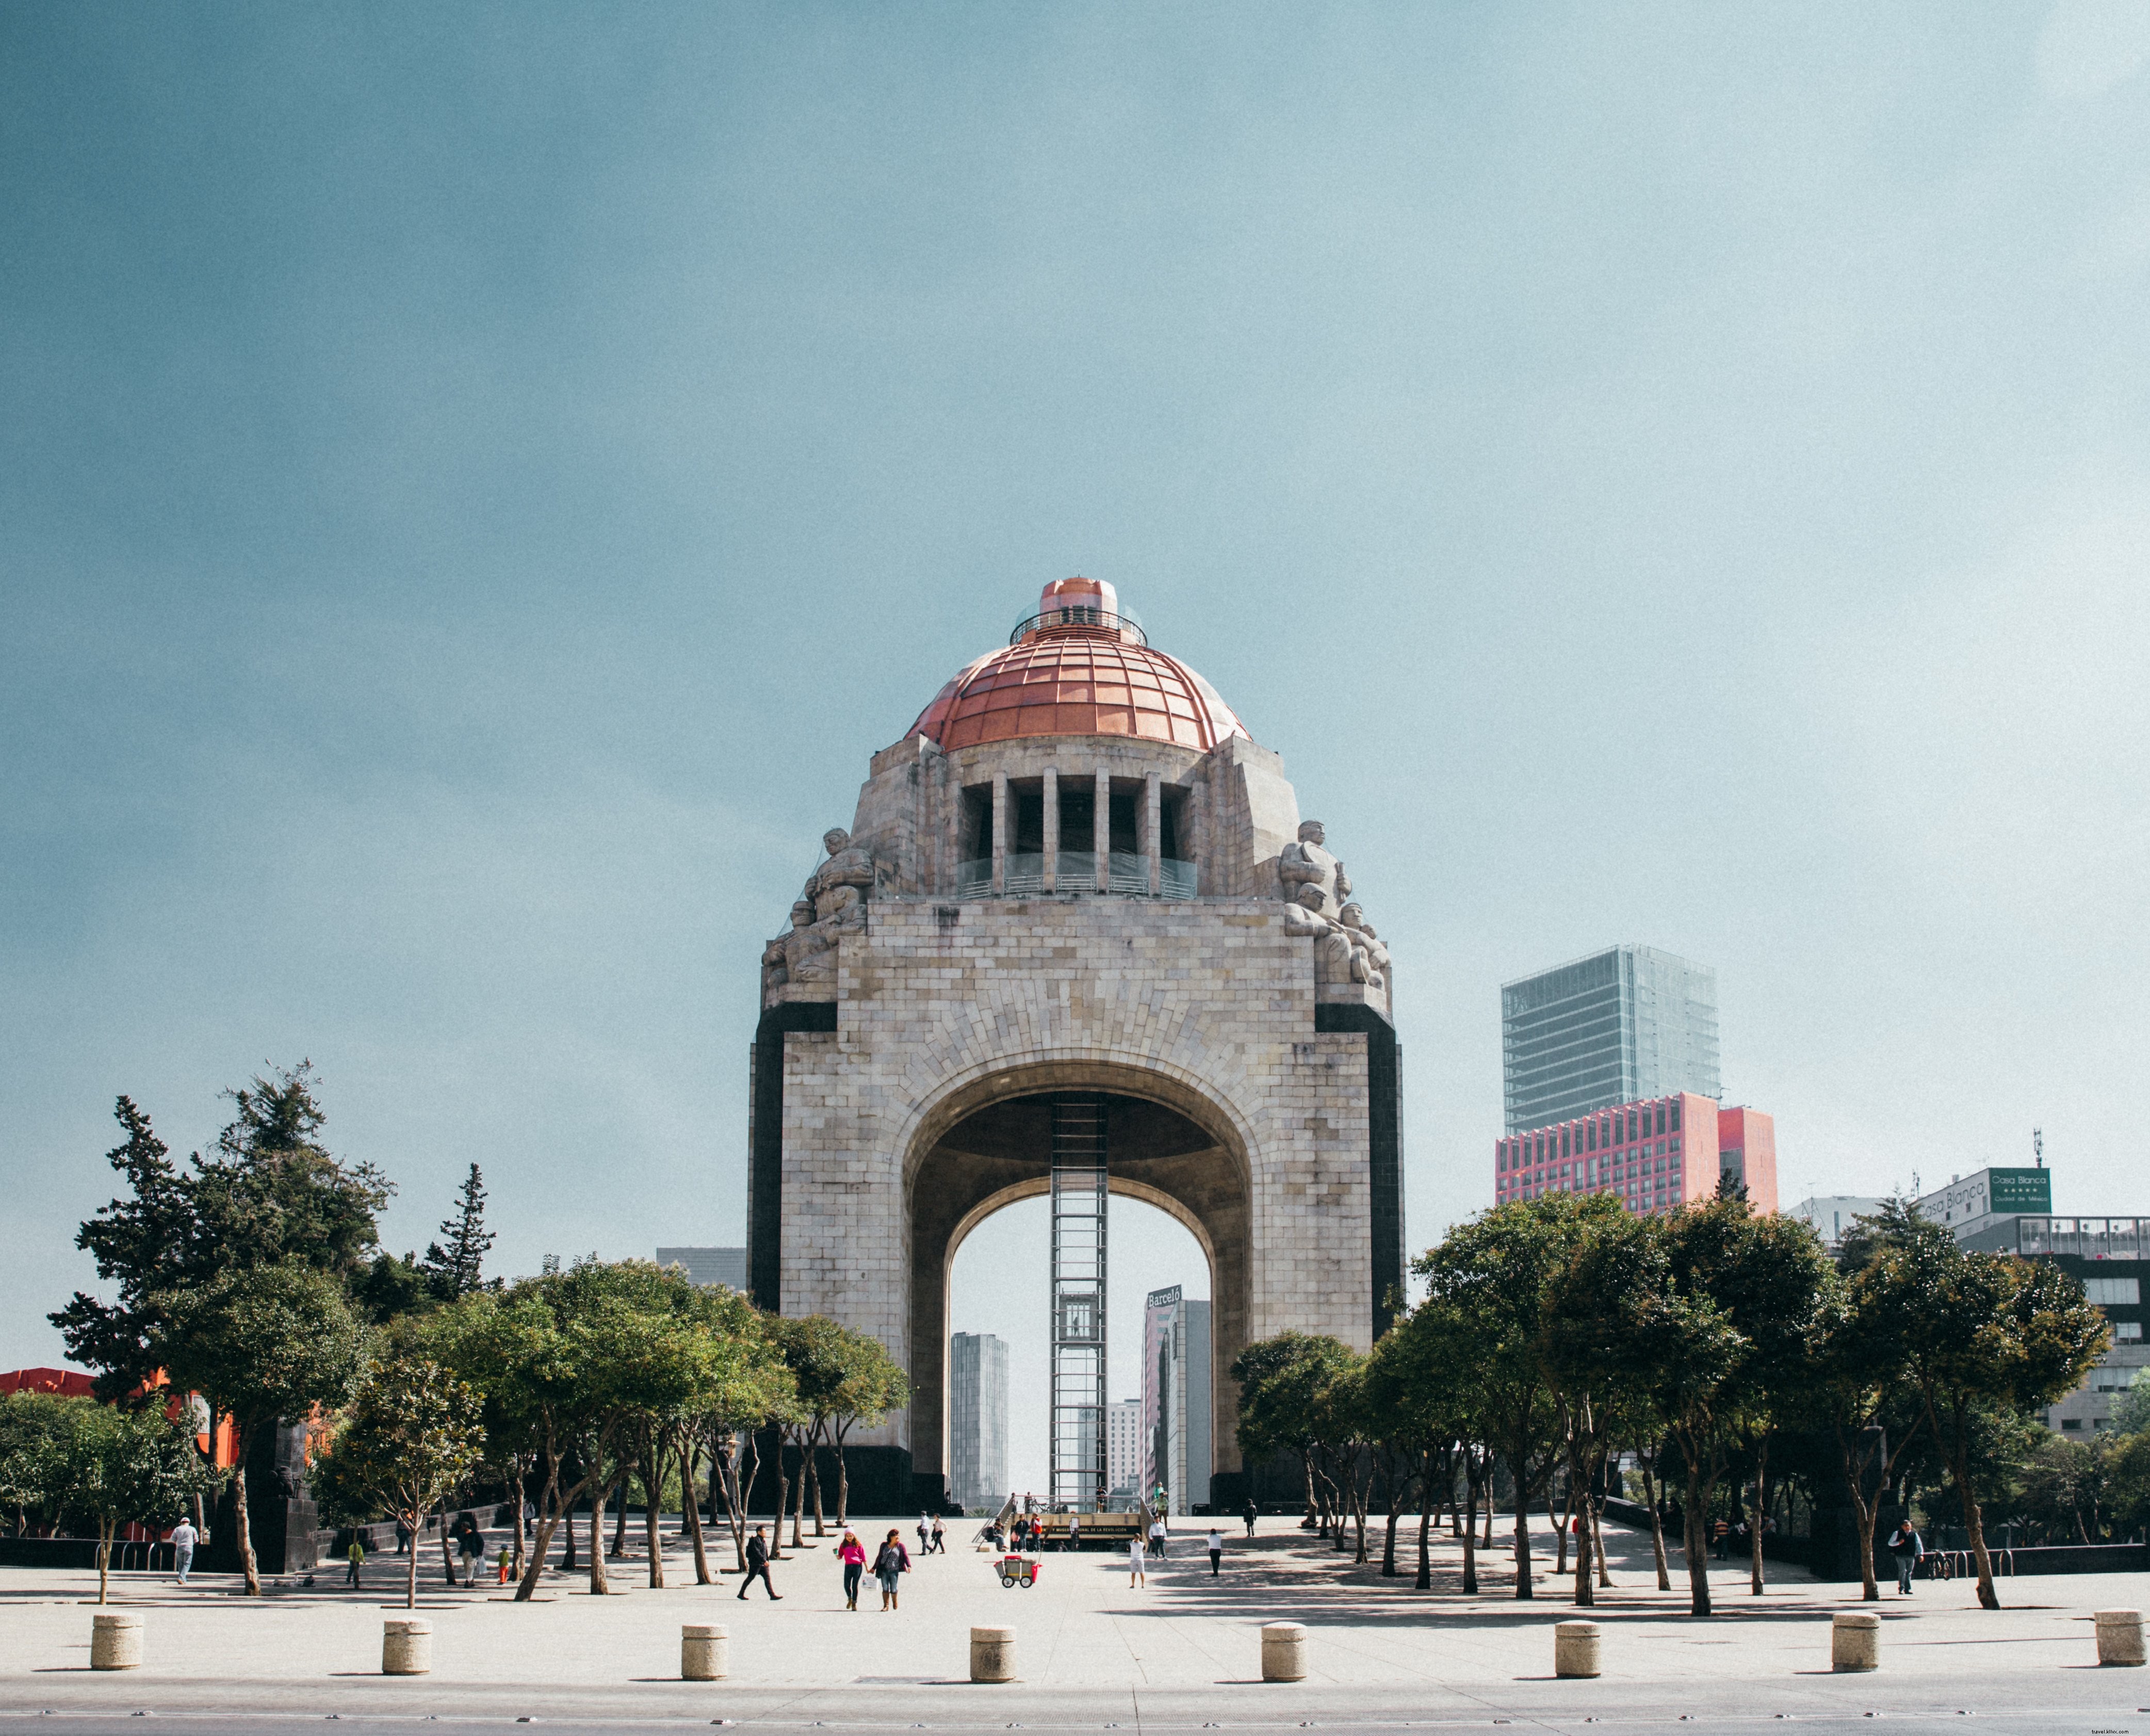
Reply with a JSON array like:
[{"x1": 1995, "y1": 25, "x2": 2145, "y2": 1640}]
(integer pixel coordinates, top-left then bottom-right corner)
[{"x1": 1048, "y1": 1094, "x2": 1108, "y2": 1511}]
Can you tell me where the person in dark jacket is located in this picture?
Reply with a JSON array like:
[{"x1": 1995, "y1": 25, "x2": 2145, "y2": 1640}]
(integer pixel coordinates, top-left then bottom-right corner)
[
  {"x1": 737, "y1": 1526, "x2": 782, "y2": 1600},
  {"x1": 1886, "y1": 1520, "x2": 1925, "y2": 1595},
  {"x1": 1243, "y1": 1499, "x2": 1258, "y2": 1539},
  {"x1": 873, "y1": 1529, "x2": 910, "y2": 1611}
]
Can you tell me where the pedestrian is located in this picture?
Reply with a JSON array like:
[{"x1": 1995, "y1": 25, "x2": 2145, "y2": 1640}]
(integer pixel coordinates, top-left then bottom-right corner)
[
  {"x1": 838, "y1": 1527, "x2": 867, "y2": 1610},
  {"x1": 169, "y1": 1515, "x2": 198, "y2": 1585},
  {"x1": 1128, "y1": 1531, "x2": 1146, "y2": 1589},
  {"x1": 737, "y1": 1525, "x2": 781, "y2": 1600},
  {"x1": 1712, "y1": 1517, "x2": 1729, "y2": 1560},
  {"x1": 873, "y1": 1528, "x2": 910, "y2": 1611},
  {"x1": 1243, "y1": 1498, "x2": 1258, "y2": 1539},
  {"x1": 456, "y1": 1515, "x2": 484, "y2": 1585},
  {"x1": 1205, "y1": 1526, "x2": 1223, "y2": 1577},
  {"x1": 394, "y1": 1516, "x2": 411, "y2": 1555},
  {"x1": 1065, "y1": 1513, "x2": 1081, "y2": 1552},
  {"x1": 919, "y1": 1511, "x2": 932, "y2": 1556},
  {"x1": 1886, "y1": 1519, "x2": 1924, "y2": 1596},
  {"x1": 346, "y1": 1532, "x2": 366, "y2": 1589},
  {"x1": 931, "y1": 1513, "x2": 946, "y2": 1554},
  {"x1": 1148, "y1": 1514, "x2": 1167, "y2": 1559}
]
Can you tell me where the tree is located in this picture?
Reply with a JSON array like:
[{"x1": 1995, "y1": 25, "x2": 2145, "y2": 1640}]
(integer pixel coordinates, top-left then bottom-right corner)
[
  {"x1": 419, "y1": 1164, "x2": 496, "y2": 1303},
  {"x1": 0, "y1": 1391, "x2": 76, "y2": 1535},
  {"x1": 1232, "y1": 1331, "x2": 1359, "y2": 1538},
  {"x1": 1415, "y1": 1195, "x2": 1618, "y2": 1598},
  {"x1": 310, "y1": 1353, "x2": 485, "y2": 1609},
  {"x1": 54, "y1": 1071, "x2": 392, "y2": 1397},
  {"x1": 27, "y1": 1400, "x2": 221, "y2": 1604},
  {"x1": 147, "y1": 1262, "x2": 370, "y2": 1595},
  {"x1": 1867, "y1": 1223, "x2": 2108, "y2": 1609},
  {"x1": 2111, "y1": 1369, "x2": 2150, "y2": 1439},
  {"x1": 820, "y1": 1325, "x2": 908, "y2": 1527},
  {"x1": 2018, "y1": 1433, "x2": 2108, "y2": 1544},
  {"x1": 1807, "y1": 1272, "x2": 1926, "y2": 1600}
]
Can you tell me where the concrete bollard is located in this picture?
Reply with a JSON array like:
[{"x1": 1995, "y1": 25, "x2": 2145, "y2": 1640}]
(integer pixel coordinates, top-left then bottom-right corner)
[
  {"x1": 2095, "y1": 1610, "x2": 2145, "y2": 1667},
  {"x1": 970, "y1": 1625, "x2": 1016, "y2": 1683},
  {"x1": 382, "y1": 1617, "x2": 433, "y2": 1676},
  {"x1": 1831, "y1": 1610, "x2": 1880, "y2": 1673},
  {"x1": 1261, "y1": 1621, "x2": 1308, "y2": 1682},
  {"x1": 89, "y1": 1612, "x2": 143, "y2": 1671},
  {"x1": 682, "y1": 1623, "x2": 729, "y2": 1681},
  {"x1": 1554, "y1": 1620, "x2": 1601, "y2": 1679}
]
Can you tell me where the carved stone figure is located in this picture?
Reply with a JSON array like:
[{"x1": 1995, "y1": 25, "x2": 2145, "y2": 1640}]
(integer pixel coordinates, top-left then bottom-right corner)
[
  {"x1": 1278, "y1": 819, "x2": 1349, "y2": 914},
  {"x1": 782, "y1": 899, "x2": 839, "y2": 985},
  {"x1": 1338, "y1": 903, "x2": 1389, "y2": 991},
  {"x1": 808, "y1": 827, "x2": 877, "y2": 922},
  {"x1": 1283, "y1": 883, "x2": 1357, "y2": 983}
]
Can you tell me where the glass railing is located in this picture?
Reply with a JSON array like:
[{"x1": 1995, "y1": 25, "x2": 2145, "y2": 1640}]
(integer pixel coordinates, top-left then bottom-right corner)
[{"x1": 950, "y1": 853, "x2": 1197, "y2": 899}]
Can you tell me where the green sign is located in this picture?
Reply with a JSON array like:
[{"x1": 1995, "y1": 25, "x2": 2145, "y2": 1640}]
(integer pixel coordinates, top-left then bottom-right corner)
[{"x1": 1988, "y1": 1167, "x2": 2052, "y2": 1214}]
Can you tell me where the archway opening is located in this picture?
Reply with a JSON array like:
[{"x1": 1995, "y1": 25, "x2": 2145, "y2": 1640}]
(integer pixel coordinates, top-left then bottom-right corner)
[{"x1": 948, "y1": 1191, "x2": 1210, "y2": 1507}]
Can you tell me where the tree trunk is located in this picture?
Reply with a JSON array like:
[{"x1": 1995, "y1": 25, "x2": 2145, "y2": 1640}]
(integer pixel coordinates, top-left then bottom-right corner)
[
  {"x1": 1640, "y1": 1452, "x2": 1671, "y2": 1591},
  {"x1": 1459, "y1": 1458, "x2": 1478, "y2": 1595},
  {"x1": 644, "y1": 1431, "x2": 666, "y2": 1588},
  {"x1": 589, "y1": 1483, "x2": 610, "y2": 1594},
  {"x1": 1750, "y1": 1441, "x2": 1769, "y2": 1595},
  {"x1": 790, "y1": 1439, "x2": 807, "y2": 1548},
  {"x1": 1511, "y1": 1449, "x2": 1534, "y2": 1599},
  {"x1": 1936, "y1": 1396, "x2": 2000, "y2": 1611},
  {"x1": 406, "y1": 1510, "x2": 420, "y2": 1609},
  {"x1": 516, "y1": 1456, "x2": 566, "y2": 1601},
  {"x1": 807, "y1": 1423, "x2": 826, "y2": 1537},
  {"x1": 681, "y1": 1434, "x2": 712, "y2": 1584},
  {"x1": 1416, "y1": 1467, "x2": 1434, "y2": 1592},
  {"x1": 232, "y1": 1434, "x2": 261, "y2": 1596},
  {"x1": 510, "y1": 1464, "x2": 528, "y2": 1580},
  {"x1": 1552, "y1": 1484, "x2": 1569, "y2": 1575},
  {"x1": 609, "y1": 1469, "x2": 630, "y2": 1558},
  {"x1": 441, "y1": 1504, "x2": 458, "y2": 1587},
  {"x1": 1682, "y1": 1455, "x2": 1713, "y2": 1618},
  {"x1": 769, "y1": 1439, "x2": 790, "y2": 1560},
  {"x1": 97, "y1": 1523, "x2": 111, "y2": 1604},
  {"x1": 1591, "y1": 1491, "x2": 1610, "y2": 1588},
  {"x1": 834, "y1": 1422, "x2": 851, "y2": 1525}
]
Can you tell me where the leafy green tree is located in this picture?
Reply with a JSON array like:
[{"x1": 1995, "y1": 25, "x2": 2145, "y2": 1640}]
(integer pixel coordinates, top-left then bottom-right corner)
[
  {"x1": 2106, "y1": 1426, "x2": 2150, "y2": 1536},
  {"x1": 1415, "y1": 1195, "x2": 1618, "y2": 1598},
  {"x1": 0, "y1": 1391, "x2": 76, "y2": 1533},
  {"x1": 1232, "y1": 1331, "x2": 1359, "y2": 1537},
  {"x1": 2110, "y1": 1369, "x2": 2150, "y2": 1438},
  {"x1": 1807, "y1": 1270, "x2": 1926, "y2": 1600},
  {"x1": 310, "y1": 1353, "x2": 485, "y2": 1609},
  {"x1": 54, "y1": 1070, "x2": 392, "y2": 1396},
  {"x1": 2018, "y1": 1432, "x2": 2108, "y2": 1544},
  {"x1": 28, "y1": 1400, "x2": 222, "y2": 1603},
  {"x1": 821, "y1": 1324, "x2": 908, "y2": 1527},
  {"x1": 147, "y1": 1262, "x2": 370, "y2": 1596},
  {"x1": 1867, "y1": 1221, "x2": 2108, "y2": 1608}
]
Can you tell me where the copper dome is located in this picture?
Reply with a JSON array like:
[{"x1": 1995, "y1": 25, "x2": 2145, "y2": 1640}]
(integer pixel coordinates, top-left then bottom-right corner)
[{"x1": 902, "y1": 581, "x2": 1250, "y2": 752}]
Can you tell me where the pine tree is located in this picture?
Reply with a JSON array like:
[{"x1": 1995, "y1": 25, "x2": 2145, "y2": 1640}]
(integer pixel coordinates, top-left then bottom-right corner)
[{"x1": 420, "y1": 1164, "x2": 495, "y2": 1301}]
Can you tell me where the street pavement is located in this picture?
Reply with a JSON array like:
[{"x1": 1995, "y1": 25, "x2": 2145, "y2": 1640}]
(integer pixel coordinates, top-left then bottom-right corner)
[{"x1": 2, "y1": 1513, "x2": 2144, "y2": 1736}]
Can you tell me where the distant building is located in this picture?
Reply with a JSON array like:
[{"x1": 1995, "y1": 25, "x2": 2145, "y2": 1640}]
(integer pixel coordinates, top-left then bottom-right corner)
[
  {"x1": 1105, "y1": 1398, "x2": 1144, "y2": 1500},
  {"x1": 1914, "y1": 1167, "x2": 2053, "y2": 1241},
  {"x1": 1494, "y1": 1093, "x2": 1777, "y2": 1215},
  {"x1": 1501, "y1": 945, "x2": 1721, "y2": 1134},
  {"x1": 1789, "y1": 1195, "x2": 1886, "y2": 1249},
  {"x1": 655, "y1": 1246, "x2": 747, "y2": 1289},
  {"x1": 948, "y1": 1332, "x2": 1008, "y2": 1513},
  {"x1": 1959, "y1": 1213, "x2": 2147, "y2": 1433},
  {"x1": 1142, "y1": 1287, "x2": 1211, "y2": 1514}
]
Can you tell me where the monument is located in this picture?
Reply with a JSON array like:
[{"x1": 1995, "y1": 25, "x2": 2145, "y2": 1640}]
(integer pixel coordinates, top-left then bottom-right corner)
[{"x1": 748, "y1": 578, "x2": 1404, "y2": 1511}]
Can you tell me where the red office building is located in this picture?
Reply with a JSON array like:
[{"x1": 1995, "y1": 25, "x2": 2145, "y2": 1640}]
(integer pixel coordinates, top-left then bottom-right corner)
[{"x1": 1492, "y1": 1094, "x2": 1778, "y2": 1215}]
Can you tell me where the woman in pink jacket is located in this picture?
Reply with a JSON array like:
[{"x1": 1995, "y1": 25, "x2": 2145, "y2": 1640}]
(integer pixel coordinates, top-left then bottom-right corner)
[{"x1": 837, "y1": 1528, "x2": 867, "y2": 1610}]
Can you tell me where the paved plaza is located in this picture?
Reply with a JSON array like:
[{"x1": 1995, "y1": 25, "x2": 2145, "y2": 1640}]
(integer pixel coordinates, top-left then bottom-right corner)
[{"x1": 2, "y1": 1517, "x2": 2145, "y2": 1734}]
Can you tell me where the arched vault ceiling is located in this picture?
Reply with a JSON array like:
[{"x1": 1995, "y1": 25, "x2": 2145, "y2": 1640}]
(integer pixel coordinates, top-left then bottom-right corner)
[{"x1": 929, "y1": 1092, "x2": 1216, "y2": 1165}]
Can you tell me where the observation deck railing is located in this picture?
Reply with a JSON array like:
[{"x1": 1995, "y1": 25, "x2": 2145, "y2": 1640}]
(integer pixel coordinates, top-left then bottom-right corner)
[
  {"x1": 952, "y1": 855, "x2": 1197, "y2": 901},
  {"x1": 1008, "y1": 606, "x2": 1146, "y2": 646}
]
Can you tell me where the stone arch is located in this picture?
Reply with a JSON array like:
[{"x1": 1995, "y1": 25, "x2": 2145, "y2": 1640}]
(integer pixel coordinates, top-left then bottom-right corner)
[{"x1": 901, "y1": 1056, "x2": 1255, "y2": 1507}]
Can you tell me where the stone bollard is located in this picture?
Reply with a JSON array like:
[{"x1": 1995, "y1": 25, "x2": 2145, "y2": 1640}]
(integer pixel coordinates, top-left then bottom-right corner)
[
  {"x1": 970, "y1": 1625, "x2": 1016, "y2": 1683},
  {"x1": 89, "y1": 1612, "x2": 143, "y2": 1671},
  {"x1": 1831, "y1": 1610, "x2": 1880, "y2": 1673},
  {"x1": 682, "y1": 1623, "x2": 729, "y2": 1681},
  {"x1": 1261, "y1": 1621, "x2": 1308, "y2": 1682},
  {"x1": 382, "y1": 1617, "x2": 433, "y2": 1676},
  {"x1": 2095, "y1": 1610, "x2": 2145, "y2": 1667},
  {"x1": 1554, "y1": 1620, "x2": 1601, "y2": 1679}
]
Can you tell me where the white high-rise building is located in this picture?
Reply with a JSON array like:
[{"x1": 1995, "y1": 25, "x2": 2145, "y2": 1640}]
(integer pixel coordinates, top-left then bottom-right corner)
[
  {"x1": 1105, "y1": 1398, "x2": 1143, "y2": 1499},
  {"x1": 948, "y1": 1332, "x2": 1008, "y2": 1513}
]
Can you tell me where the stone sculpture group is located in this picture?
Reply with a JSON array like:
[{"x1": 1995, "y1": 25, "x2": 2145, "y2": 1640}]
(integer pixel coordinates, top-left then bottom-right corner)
[{"x1": 1277, "y1": 820, "x2": 1388, "y2": 993}]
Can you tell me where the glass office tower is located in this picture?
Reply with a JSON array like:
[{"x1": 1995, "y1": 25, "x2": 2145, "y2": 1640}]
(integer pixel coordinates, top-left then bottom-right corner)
[{"x1": 1501, "y1": 945, "x2": 1720, "y2": 1134}]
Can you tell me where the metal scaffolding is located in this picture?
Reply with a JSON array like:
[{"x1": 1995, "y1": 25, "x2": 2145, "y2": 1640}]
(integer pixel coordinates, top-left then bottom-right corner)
[{"x1": 1048, "y1": 1094, "x2": 1108, "y2": 1512}]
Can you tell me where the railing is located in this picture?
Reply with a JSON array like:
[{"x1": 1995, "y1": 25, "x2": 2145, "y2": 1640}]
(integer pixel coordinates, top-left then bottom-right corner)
[
  {"x1": 1008, "y1": 606, "x2": 1146, "y2": 646},
  {"x1": 952, "y1": 855, "x2": 1197, "y2": 899}
]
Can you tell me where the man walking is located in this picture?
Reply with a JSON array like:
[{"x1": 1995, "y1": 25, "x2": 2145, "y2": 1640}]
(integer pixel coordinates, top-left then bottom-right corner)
[
  {"x1": 737, "y1": 1525, "x2": 782, "y2": 1600},
  {"x1": 1064, "y1": 1512, "x2": 1080, "y2": 1552},
  {"x1": 1148, "y1": 1514, "x2": 1167, "y2": 1559},
  {"x1": 169, "y1": 1516, "x2": 197, "y2": 1586},
  {"x1": 1243, "y1": 1498, "x2": 1258, "y2": 1539},
  {"x1": 1206, "y1": 1526, "x2": 1224, "y2": 1577},
  {"x1": 346, "y1": 1532, "x2": 366, "y2": 1589},
  {"x1": 930, "y1": 1513, "x2": 946, "y2": 1554},
  {"x1": 1886, "y1": 1519, "x2": 1925, "y2": 1595}
]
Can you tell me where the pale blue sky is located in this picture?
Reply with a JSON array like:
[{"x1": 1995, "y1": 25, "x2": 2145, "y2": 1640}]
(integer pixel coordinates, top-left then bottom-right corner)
[{"x1": 6, "y1": 1, "x2": 2149, "y2": 1436}]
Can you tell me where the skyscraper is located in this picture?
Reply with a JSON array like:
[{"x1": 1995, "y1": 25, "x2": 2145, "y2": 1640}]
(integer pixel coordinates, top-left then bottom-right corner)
[
  {"x1": 948, "y1": 1332, "x2": 1008, "y2": 1513},
  {"x1": 1501, "y1": 945, "x2": 1721, "y2": 1134},
  {"x1": 1141, "y1": 1287, "x2": 1211, "y2": 1514},
  {"x1": 1105, "y1": 1398, "x2": 1144, "y2": 1501}
]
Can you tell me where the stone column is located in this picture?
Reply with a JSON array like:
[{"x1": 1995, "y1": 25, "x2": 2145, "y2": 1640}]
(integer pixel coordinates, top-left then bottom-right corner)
[
  {"x1": 1186, "y1": 765, "x2": 1209, "y2": 895},
  {"x1": 1042, "y1": 767, "x2": 1058, "y2": 894},
  {"x1": 1145, "y1": 772, "x2": 1162, "y2": 896},
  {"x1": 1094, "y1": 767, "x2": 1110, "y2": 892},
  {"x1": 991, "y1": 771, "x2": 1008, "y2": 895}
]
